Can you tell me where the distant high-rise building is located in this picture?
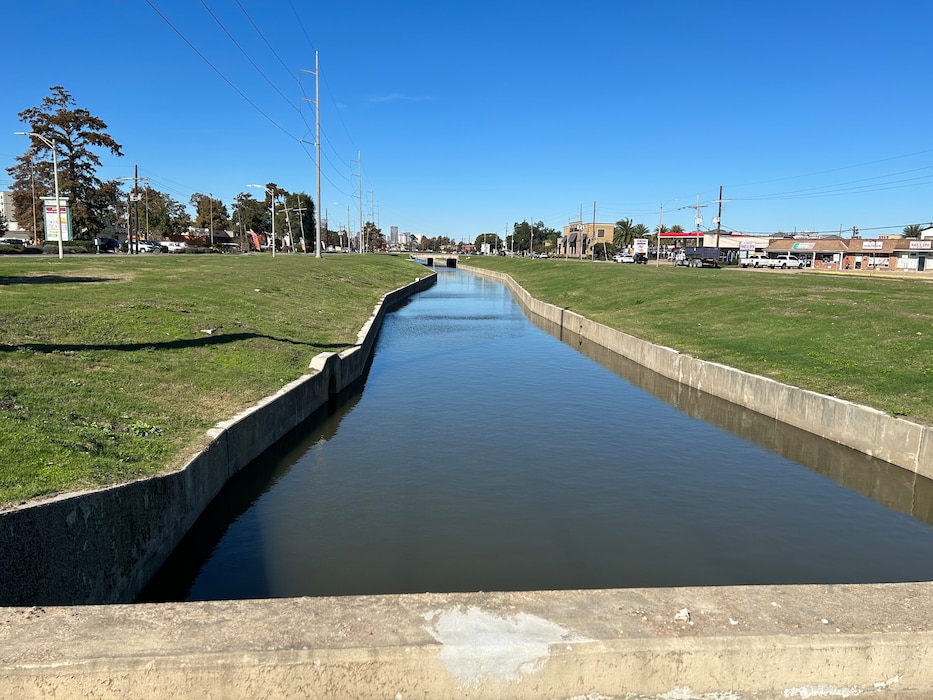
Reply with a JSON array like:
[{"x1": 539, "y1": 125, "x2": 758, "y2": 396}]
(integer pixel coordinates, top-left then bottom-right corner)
[
  {"x1": 0, "y1": 191, "x2": 24, "y2": 232},
  {"x1": 390, "y1": 226, "x2": 398, "y2": 244}
]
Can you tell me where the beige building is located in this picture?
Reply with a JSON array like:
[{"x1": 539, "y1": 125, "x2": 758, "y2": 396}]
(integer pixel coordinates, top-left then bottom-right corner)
[{"x1": 559, "y1": 221, "x2": 614, "y2": 257}]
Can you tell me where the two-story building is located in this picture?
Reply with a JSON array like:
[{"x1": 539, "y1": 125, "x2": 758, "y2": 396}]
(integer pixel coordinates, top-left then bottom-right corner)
[{"x1": 559, "y1": 222, "x2": 615, "y2": 257}]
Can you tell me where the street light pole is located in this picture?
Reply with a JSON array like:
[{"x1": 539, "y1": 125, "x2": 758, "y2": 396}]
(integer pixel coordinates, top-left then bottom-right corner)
[
  {"x1": 656, "y1": 198, "x2": 678, "y2": 267},
  {"x1": 15, "y1": 131, "x2": 63, "y2": 259}
]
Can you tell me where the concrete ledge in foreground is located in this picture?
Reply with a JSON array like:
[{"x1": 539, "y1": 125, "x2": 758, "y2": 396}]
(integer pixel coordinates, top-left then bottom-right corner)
[{"x1": 1, "y1": 583, "x2": 932, "y2": 698}]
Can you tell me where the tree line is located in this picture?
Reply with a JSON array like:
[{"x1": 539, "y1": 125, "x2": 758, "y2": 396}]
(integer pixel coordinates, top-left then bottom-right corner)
[{"x1": 5, "y1": 86, "x2": 342, "y2": 247}]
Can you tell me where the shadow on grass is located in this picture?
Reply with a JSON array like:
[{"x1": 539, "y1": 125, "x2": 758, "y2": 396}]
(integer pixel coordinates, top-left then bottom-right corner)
[
  {"x1": 0, "y1": 332, "x2": 356, "y2": 354},
  {"x1": 0, "y1": 275, "x2": 115, "y2": 286}
]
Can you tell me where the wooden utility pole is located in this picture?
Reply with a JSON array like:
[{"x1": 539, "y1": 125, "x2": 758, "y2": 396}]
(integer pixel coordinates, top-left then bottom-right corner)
[{"x1": 711, "y1": 186, "x2": 730, "y2": 248}]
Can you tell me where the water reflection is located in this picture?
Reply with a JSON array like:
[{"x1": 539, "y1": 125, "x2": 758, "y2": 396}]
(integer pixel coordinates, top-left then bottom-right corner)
[
  {"x1": 530, "y1": 313, "x2": 933, "y2": 530},
  {"x1": 137, "y1": 388, "x2": 364, "y2": 602},
  {"x1": 141, "y1": 268, "x2": 933, "y2": 601}
]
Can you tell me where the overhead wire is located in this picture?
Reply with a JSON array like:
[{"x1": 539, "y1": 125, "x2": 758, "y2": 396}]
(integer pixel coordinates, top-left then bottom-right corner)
[
  {"x1": 144, "y1": 0, "x2": 300, "y2": 145},
  {"x1": 147, "y1": 0, "x2": 381, "y2": 231},
  {"x1": 198, "y1": 0, "x2": 300, "y2": 114}
]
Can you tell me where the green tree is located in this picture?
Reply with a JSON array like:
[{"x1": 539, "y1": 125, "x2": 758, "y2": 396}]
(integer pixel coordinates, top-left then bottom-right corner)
[
  {"x1": 903, "y1": 224, "x2": 923, "y2": 238},
  {"x1": 8, "y1": 86, "x2": 123, "y2": 239},
  {"x1": 363, "y1": 221, "x2": 383, "y2": 251},
  {"x1": 241, "y1": 183, "x2": 286, "y2": 240},
  {"x1": 140, "y1": 187, "x2": 189, "y2": 237},
  {"x1": 233, "y1": 192, "x2": 267, "y2": 236},
  {"x1": 0, "y1": 213, "x2": 8, "y2": 235},
  {"x1": 511, "y1": 220, "x2": 533, "y2": 253},
  {"x1": 190, "y1": 193, "x2": 229, "y2": 233},
  {"x1": 614, "y1": 218, "x2": 635, "y2": 248},
  {"x1": 632, "y1": 223, "x2": 651, "y2": 239},
  {"x1": 282, "y1": 192, "x2": 316, "y2": 251},
  {"x1": 538, "y1": 224, "x2": 560, "y2": 253},
  {"x1": 474, "y1": 233, "x2": 502, "y2": 252}
]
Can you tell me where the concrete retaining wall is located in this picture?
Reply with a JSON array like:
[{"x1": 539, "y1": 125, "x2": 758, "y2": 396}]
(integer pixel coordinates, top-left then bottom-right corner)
[
  {"x1": 0, "y1": 272, "x2": 437, "y2": 606},
  {"x1": 463, "y1": 265, "x2": 933, "y2": 481}
]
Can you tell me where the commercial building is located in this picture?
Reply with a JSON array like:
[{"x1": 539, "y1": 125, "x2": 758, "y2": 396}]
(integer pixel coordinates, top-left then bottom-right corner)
[{"x1": 0, "y1": 191, "x2": 26, "y2": 233}]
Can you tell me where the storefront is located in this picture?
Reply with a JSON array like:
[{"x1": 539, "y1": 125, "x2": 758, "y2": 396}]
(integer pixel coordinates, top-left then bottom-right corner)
[
  {"x1": 766, "y1": 238, "x2": 848, "y2": 269},
  {"x1": 891, "y1": 239, "x2": 932, "y2": 272}
]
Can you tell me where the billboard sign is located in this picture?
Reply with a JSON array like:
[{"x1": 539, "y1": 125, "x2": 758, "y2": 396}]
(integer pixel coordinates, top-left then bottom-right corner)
[
  {"x1": 42, "y1": 197, "x2": 72, "y2": 242},
  {"x1": 633, "y1": 238, "x2": 648, "y2": 254}
]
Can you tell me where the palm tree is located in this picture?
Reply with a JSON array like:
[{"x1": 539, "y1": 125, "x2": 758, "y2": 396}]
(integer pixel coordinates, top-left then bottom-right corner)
[
  {"x1": 631, "y1": 223, "x2": 650, "y2": 239},
  {"x1": 614, "y1": 218, "x2": 635, "y2": 248},
  {"x1": 903, "y1": 224, "x2": 923, "y2": 238}
]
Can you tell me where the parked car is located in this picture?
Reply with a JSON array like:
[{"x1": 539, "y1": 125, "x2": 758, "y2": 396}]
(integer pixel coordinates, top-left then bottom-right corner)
[
  {"x1": 741, "y1": 253, "x2": 804, "y2": 269},
  {"x1": 136, "y1": 240, "x2": 167, "y2": 253},
  {"x1": 93, "y1": 237, "x2": 120, "y2": 252},
  {"x1": 0, "y1": 237, "x2": 30, "y2": 246},
  {"x1": 633, "y1": 253, "x2": 648, "y2": 264},
  {"x1": 770, "y1": 254, "x2": 805, "y2": 269},
  {"x1": 614, "y1": 254, "x2": 635, "y2": 263},
  {"x1": 163, "y1": 240, "x2": 188, "y2": 253}
]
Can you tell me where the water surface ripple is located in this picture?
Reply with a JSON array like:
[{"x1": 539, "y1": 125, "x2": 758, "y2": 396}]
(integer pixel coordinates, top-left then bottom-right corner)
[{"x1": 140, "y1": 268, "x2": 933, "y2": 601}]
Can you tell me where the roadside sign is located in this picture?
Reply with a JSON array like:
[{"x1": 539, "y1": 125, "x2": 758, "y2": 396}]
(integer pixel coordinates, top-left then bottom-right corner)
[{"x1": 42, "y1": 197, "x2": 73, "y2": 241}]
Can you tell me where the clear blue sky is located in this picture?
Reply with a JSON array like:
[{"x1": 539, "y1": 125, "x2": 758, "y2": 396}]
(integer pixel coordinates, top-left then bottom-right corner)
[{"x1": 3, "y1": 1, "x2": 932, "y2": 241}]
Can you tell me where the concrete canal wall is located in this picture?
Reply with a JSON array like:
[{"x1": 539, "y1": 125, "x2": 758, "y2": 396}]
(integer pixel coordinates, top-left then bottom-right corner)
[
  {"x1": 0, "y1": 272, "x2": 437, "y2": 607},
  {"x1": 2, "y1": 264, "x2": 933, "y2": 698},
  {"x1": 463, "y1": 265, "x2": 933, "y2": 481}
]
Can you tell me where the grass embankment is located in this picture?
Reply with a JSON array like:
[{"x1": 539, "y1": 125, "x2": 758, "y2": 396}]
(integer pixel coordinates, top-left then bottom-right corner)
[
  {"x1": 0, "y1": 254, "x2": 421, "y2": 506},
  {"x1": 463, "y1": 256, "x2": 933, "y2": 426}
]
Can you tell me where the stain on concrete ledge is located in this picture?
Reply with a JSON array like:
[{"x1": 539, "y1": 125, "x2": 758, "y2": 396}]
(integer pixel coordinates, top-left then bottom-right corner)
[{"x1": 423, "y1": 605, "x2": 589, "y2": 685}]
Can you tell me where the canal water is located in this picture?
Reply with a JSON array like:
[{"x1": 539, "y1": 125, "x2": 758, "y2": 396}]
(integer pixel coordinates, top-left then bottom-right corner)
[{"x1": 139, "y1": 267, "x2": 933, "y2": 602}]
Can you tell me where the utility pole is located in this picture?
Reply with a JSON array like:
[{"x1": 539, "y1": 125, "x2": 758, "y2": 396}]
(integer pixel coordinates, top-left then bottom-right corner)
[
  {"x1": 711, "y1": 185, "x2": 729, "y2": 248},
  {"x1": 300, "y1": 51, "x2": 323, "y2": 258},
  {"x1": 353, "y1": 152, "x2": 362, "y2": 252},
  {"x1": 592, "y1": 201, "x2": 597, "y2": 261},
  {"x1": 294, "y1": 199, "x2": 307, "y2": 252},
  {"x1": 118, "y1": 167, "x2": 148, "y2": 253},
  {"x1": 370, "y1": 188, "x2": 376, "y2": 249},
  {"x1": 579, "y1": 203, "x2": 584, "y2": 261},
  {"x1": 690, "y1": 194, "x2": 707, "y2": 233}
]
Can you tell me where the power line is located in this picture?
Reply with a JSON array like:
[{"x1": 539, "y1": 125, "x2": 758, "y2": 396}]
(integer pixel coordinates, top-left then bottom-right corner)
[
  {"x1": 144, "y1": 0, "x2": 299, "y2": 142},
  {"x1": 198, "y1": 0, "x2": 300, "y2": 113},
  {"x1": 236, "y1": 0, "x2": 298, "y2": 84}
]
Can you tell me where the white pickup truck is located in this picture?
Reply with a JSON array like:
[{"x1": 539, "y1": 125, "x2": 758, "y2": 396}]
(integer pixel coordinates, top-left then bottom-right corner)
[{"x1": 740, "y1": 253, "x2": 804, "y2": 269}]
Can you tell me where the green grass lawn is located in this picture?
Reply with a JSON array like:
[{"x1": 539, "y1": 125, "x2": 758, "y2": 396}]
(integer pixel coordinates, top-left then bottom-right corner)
[
  {"x1": 463, "y1": 256, "x2": 933, "y2": 426},
  {"x1": 3, "y1": 252, "x2": 931, "y2": 507},
  {"x1": 0, "y1": 253, "x2": 422, "y2": 506}
]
